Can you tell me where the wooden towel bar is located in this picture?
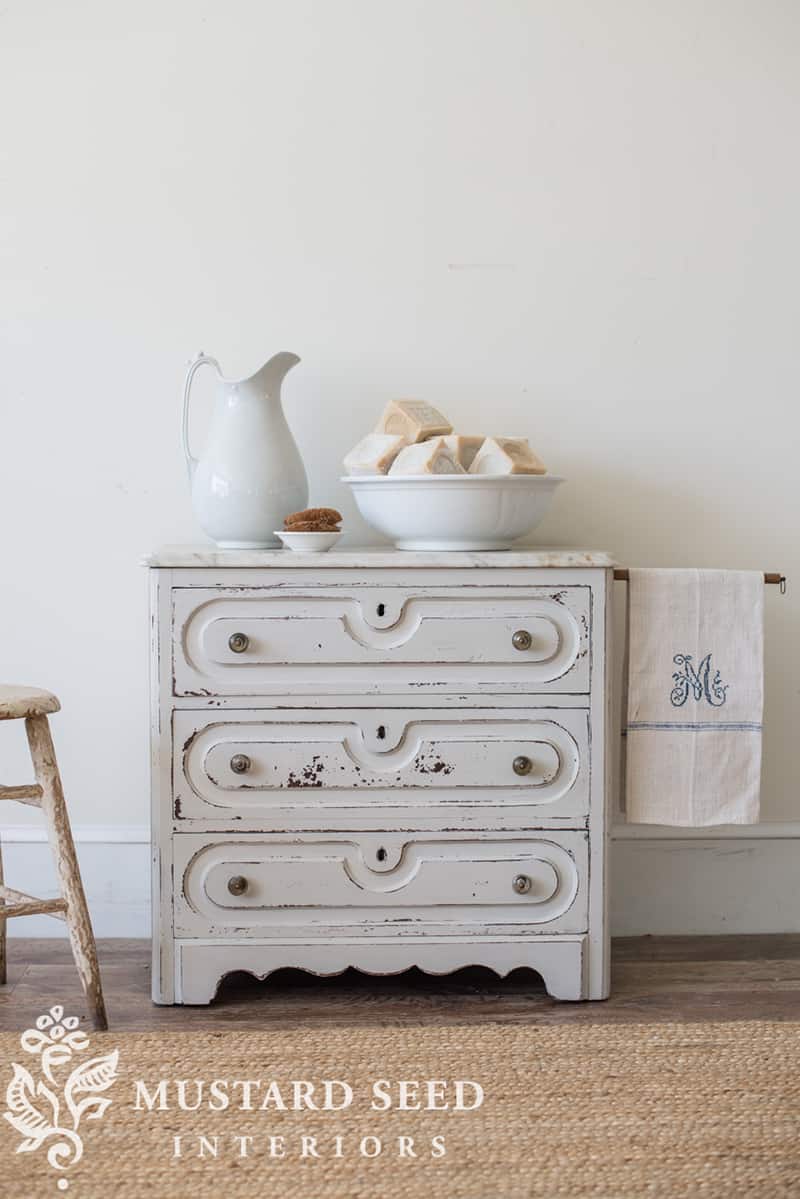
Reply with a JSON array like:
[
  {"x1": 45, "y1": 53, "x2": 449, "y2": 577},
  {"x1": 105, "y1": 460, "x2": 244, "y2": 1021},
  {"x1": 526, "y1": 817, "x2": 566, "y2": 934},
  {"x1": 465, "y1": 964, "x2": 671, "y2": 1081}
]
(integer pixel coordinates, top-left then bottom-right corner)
[{"x1": 613, "y1": 569, "x2": 785, "y2": 589}]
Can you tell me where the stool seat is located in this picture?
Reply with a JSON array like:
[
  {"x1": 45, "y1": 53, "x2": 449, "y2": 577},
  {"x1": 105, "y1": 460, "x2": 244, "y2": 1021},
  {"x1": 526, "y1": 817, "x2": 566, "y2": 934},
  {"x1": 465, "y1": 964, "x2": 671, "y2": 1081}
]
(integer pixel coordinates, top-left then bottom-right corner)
[{"x1": 0, "y1": 685, "x2": 60, "y2": 721}]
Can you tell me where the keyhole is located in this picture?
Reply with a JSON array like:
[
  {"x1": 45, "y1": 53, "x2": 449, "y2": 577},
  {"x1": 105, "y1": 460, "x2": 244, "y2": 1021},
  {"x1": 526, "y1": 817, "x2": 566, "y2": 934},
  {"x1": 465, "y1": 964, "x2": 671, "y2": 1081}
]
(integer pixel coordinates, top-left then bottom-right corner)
[
  {"x1": 377, "y1": 725, "x2": 386, "y2": 740},
  {"x1": 376, "y1": 602, "x2": 386, "y2": 616},
  {"x1": 376, "y1": 846, "x2": 387, "y2": 862}
]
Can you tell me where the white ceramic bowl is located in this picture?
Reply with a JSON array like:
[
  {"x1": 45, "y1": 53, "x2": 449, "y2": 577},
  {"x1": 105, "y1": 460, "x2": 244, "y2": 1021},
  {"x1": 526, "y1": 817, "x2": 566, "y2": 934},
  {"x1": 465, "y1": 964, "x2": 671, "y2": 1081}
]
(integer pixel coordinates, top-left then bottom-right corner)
[
  {"x1": 341, "y1": 474, "x2": 564, "y2": 550},
  {"x1": 275, "y1": 530, "x2": 342, "y2": 552}
]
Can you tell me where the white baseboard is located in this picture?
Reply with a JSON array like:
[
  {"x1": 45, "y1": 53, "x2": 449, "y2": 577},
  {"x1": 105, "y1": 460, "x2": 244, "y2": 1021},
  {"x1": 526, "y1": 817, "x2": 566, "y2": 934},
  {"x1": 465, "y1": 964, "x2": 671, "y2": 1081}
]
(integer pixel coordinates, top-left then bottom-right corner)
[
  {"x1": 2, "y1": 823, "x2": 798, "y2": 938},
  {"x1": 610, "y1": 822, "x2": 800, "y2": 934},
  {"x1": 3, "y1": 825, "x2": 149, "y2": 844},
  {"x1": 1, "y1": 826, "x2": 150, "y2": 938}
]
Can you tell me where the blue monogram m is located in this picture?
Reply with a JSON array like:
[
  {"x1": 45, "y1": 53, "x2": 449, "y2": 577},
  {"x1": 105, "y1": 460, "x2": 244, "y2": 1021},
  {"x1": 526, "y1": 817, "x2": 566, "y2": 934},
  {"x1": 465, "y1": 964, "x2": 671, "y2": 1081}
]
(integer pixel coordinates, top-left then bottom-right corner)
[{"x1": 670, "y1": 653, "x2": 729, "y2": 707}]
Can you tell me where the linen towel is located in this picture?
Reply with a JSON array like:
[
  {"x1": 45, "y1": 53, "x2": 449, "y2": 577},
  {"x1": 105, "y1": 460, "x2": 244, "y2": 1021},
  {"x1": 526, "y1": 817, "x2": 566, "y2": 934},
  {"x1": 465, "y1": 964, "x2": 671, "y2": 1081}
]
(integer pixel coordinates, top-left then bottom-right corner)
[{"x1": 625, "y1": 569, "x2": 763, "y2": 826}]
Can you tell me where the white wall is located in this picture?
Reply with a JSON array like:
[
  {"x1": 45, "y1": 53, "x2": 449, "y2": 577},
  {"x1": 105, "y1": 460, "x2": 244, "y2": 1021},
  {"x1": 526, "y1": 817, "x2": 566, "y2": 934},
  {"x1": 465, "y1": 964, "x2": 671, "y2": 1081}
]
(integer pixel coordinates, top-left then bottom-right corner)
[{"x1": 1, "y1": 2, "x2": 798, "y2": 931}]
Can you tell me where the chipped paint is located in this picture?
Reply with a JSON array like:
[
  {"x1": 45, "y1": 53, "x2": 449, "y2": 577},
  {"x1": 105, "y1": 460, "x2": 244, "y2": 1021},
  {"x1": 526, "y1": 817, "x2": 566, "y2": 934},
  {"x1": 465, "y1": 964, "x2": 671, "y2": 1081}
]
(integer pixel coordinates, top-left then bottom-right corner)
[
  {"x1": 286, "y1": 754, "x2": 326, "y2": 788},
  {"x1": 413, "y1": 753, "x2": 455, "y2": 776}
]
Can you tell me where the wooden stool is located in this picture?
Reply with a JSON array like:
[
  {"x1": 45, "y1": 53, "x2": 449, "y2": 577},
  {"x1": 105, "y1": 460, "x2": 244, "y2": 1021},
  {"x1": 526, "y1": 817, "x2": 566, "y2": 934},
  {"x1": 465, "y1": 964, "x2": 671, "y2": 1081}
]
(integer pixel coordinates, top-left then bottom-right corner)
[{"x1": 0, "y1": 685, "x2": 108, "y2": 1029}]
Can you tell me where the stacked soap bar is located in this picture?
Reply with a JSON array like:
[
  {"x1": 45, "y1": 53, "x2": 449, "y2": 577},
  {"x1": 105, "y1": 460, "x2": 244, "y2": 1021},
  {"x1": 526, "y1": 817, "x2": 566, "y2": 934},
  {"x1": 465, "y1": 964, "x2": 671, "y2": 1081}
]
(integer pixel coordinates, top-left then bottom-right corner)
[
  {"x1": 342, "y1": 400, "x2": 547, "y2": 477},
  {"x1": 378, "y1": 399, "x2": 452, "y2": 442},
  {"x1": 390, "y1": 437, "x2": 463, "y2": 475},
  {"x1": 470, "y1": 437, "x2": 547, "y2": 476},
  {"x1": 343, "y1": 433, "x2": 408, "y2": 476},
  {"x1": 441, "y1": 434, "x2": 484, "y2": 470}
]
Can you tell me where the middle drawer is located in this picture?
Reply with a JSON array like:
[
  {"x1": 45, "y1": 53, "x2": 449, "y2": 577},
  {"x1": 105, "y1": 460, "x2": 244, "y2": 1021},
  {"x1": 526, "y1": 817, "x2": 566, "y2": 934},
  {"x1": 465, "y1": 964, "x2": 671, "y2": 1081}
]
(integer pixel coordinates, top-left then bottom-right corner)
[{"x1": 173, "y1": 707, "x2": 590, "y2": 827}]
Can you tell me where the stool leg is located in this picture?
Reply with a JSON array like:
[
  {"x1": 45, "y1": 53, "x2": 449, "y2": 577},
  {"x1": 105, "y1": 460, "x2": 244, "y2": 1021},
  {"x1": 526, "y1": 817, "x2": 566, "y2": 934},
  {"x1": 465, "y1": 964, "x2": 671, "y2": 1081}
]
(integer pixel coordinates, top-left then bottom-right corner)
[
  {"x1": 26, "y1": 715, "x2": 108, "y2": 1030},
  {"x1": 0, "y1": 833, "x2": 6, "y2": 985}
]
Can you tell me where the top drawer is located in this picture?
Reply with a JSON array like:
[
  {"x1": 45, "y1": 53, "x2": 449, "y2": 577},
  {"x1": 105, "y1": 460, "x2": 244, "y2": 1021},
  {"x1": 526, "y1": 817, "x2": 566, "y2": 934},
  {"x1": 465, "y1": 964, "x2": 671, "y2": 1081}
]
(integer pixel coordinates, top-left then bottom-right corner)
[{"x1": 172, "y1": 584, "x2": 591, "y2": 696}]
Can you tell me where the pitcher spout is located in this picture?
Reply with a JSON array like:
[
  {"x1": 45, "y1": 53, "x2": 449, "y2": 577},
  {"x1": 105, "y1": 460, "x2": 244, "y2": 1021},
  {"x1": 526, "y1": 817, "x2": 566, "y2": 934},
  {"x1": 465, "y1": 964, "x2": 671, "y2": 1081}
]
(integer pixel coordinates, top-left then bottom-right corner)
[{"x1": 251, "y1": 351, "x2": 301, "y2": 396}]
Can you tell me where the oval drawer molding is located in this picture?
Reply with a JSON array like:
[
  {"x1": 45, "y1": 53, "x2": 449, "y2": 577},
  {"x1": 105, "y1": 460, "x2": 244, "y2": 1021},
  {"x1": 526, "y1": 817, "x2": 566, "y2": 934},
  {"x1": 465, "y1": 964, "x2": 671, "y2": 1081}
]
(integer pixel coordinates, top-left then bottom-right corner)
[
  {"x1": 173, "y1": 707, "x2": 589, "y2": 824},
  {"x1": 174, "y1": 832, "x2": 588, "y2": 937},
  {"x1": 172, "y1": 585, "x2": 590, "y2": 696}
]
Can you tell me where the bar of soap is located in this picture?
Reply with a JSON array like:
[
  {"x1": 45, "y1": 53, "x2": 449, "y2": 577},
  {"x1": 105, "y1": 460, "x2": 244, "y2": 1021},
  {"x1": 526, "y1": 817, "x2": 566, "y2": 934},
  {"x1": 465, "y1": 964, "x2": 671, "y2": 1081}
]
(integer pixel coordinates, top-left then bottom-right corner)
[
  {"x1": 437, "y1": 434, "x2": 485, "y2": 470},
  {"x1": 389, "y1": 437, "x2": 465, "y2": 475},
  {"x1": 343, "y1": 433, "x2": 409, "y2": 476},
  {"x1": 376, "y1": 399, "x2": 452, "y2": 442},
  {"x1": 468, "y1": 437, "x2": 547, "y2": 475}
]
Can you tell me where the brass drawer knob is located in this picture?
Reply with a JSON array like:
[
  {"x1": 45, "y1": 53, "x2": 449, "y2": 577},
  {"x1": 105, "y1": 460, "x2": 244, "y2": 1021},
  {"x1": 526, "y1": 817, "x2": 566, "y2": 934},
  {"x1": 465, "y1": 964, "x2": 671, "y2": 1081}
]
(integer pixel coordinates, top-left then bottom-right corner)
[
  {"x1": 512, "y1": 873, "x2": 532, "y2": 895},
  {"x1": 227, "y1": 875, "x2": 248, "y2": 896},
  {"x1": 513, "y1": 755, "x2": 532, "y2": 776},
  {"x1": 512, "y1": 629, "x2": 532, "y2": 652},
  {"x1": 230, "y1": 753, "x2": 251, "y2": 775},
  {"x1": 228, "y1": 632, "x2": 250, "y2": 654}
]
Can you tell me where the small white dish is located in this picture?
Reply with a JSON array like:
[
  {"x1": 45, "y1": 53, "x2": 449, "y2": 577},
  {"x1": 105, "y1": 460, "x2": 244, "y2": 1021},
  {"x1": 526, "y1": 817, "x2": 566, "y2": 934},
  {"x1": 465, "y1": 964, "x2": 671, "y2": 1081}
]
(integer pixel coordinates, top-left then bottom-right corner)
[{"x1": 275, "y1": 530, "x2": 342, "y2": 552}]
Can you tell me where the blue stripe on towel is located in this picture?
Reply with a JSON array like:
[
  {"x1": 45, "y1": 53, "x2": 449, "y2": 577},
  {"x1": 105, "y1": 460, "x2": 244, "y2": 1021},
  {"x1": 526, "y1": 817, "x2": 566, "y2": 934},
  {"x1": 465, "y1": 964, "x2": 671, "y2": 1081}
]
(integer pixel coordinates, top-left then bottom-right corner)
[{"x1": 627, "y1": 721, "x2": 762, "y2": 732}]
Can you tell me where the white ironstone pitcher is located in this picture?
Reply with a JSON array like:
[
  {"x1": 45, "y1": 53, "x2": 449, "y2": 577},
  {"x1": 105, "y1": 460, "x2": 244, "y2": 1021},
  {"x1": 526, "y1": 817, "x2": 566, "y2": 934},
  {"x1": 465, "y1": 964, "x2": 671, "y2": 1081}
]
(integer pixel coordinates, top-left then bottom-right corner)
[{"x1": 182, "y1": 351, "x2": 308, "y2": 548}]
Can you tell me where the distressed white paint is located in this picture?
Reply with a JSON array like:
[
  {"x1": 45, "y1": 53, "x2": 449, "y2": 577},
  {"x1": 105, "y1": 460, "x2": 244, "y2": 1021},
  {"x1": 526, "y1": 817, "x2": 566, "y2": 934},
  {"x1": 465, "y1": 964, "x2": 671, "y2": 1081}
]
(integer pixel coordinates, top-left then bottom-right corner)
[
  {"x1": 173, "y1": 578, "x2": 591, "y2": 696},
  {"x1": 174, "y1": 706, "x2": 590, "y2": 826},
  {"x1": 0, "y1": 685, "x2": 61, "y2": 721},
  {"x1": 176, "y1": 938, "x2": 590, "y2": 1005},
  {"x1": 150, "y1": 554, "x2": 611, "y2": 1002},
  {"x1": 0, "y1": 712, "x2": 107, "y2": 1027},
  {"x1": 174, "y1": 832, "x2": 587, "y2": 936}
]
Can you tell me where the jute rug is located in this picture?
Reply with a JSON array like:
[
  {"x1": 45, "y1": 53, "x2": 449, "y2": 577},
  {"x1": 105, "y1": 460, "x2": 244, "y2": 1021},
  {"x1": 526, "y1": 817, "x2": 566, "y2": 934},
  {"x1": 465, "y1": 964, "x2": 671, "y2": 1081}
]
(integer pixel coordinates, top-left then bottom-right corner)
[{"x1": 1, "y1": 1020, "x2": 798, "y2": 1197}]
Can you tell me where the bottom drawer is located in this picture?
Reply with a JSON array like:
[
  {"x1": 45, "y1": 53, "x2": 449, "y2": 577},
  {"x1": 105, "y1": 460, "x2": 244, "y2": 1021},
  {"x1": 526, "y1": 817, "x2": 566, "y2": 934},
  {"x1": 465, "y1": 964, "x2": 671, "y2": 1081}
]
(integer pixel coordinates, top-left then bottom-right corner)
[{"x1": 172, "y1": 831, "x2": 588, "y2": 937}]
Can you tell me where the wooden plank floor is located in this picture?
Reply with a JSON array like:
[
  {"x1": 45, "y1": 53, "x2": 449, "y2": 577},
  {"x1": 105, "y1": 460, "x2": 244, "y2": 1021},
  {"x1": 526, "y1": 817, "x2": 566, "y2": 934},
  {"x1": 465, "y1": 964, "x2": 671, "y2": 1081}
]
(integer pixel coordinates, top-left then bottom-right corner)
[{"x1": 1, "y1": 936, "x2": 799, "y2": 1031}]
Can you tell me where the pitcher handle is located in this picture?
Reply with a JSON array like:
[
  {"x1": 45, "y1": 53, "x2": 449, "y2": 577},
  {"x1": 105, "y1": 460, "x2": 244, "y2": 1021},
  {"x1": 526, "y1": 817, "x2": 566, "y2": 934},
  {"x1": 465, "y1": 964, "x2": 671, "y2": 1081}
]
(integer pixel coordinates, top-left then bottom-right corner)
[{"x1": 182, "y1": 352, "x2": 221, "y2": 478}]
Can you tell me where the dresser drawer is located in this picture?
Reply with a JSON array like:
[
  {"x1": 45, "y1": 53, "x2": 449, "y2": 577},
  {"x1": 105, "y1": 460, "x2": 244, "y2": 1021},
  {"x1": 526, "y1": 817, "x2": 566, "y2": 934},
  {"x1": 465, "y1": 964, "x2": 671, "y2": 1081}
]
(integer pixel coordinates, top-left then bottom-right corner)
[
  {"x1": 172, "y1": 585, "x2": 590, "y2": 696},
  {"x1": 173, "y1": 832, "x2": 588, "y2": 937},
  {"x1": 173, "y1": 707, "x2": 589, "y2": 825}
]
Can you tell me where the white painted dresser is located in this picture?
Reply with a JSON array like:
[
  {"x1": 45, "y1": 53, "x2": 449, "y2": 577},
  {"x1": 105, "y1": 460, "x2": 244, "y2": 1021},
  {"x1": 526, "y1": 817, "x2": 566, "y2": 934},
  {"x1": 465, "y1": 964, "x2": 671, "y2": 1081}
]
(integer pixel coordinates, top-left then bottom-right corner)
[{"x1": 146, "y1": 547, "x2": 614, "y2": 1004}]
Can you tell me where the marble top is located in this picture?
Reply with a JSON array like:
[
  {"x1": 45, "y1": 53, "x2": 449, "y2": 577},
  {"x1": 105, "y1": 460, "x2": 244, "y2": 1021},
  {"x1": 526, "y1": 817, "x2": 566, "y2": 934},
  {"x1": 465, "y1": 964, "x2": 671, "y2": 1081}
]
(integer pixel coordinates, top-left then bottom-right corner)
[{"x1": 143, "y1": 545, "x2": 615, "y2": 568}]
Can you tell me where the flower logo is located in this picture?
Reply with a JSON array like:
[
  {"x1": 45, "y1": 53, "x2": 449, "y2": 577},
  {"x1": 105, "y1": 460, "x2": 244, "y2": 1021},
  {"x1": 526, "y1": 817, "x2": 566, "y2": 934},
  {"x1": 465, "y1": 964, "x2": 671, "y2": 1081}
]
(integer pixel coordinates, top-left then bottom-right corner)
[{"x1": 4, "y1": 1004, "x2": 119, "y2": 1188}]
